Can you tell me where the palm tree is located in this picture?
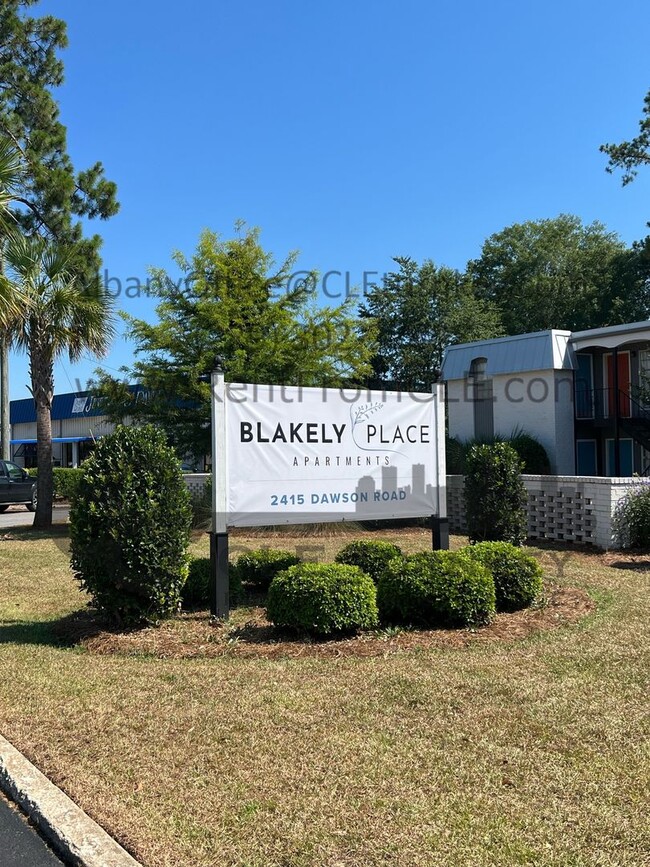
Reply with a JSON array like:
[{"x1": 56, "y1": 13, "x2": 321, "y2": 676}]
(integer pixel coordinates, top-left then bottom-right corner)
[{"x1": 0, "y1": 235, "x2": 115, "y2": 529}]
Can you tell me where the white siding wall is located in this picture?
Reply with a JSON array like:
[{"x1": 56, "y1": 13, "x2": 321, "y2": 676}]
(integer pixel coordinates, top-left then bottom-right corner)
[
  {"x1": 446, "y1": 379, "x2": 475, "y2": 442},
  {"x1": 446, "y1": 369, "x2": 576, "y2": 474},
  {"x1": 59, "y1": 417, "x2": 117, "y2": 438}
]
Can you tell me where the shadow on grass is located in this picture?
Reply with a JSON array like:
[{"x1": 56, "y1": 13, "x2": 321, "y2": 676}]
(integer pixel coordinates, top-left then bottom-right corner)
[
  {"x1": 0, "y1": 523, "x2": 70, "y2": 549},
  {"x1": 606, "y1": 559, "x2": 650, "y2": 571},
  {"x1": 0, "y1": 608, "x2": 117, "y2": 649}
]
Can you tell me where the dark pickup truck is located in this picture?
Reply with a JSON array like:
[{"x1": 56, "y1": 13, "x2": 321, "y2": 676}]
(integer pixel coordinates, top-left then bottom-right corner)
[{"x1": 0, "y1": 460, "x2": 36, "y2": 512}]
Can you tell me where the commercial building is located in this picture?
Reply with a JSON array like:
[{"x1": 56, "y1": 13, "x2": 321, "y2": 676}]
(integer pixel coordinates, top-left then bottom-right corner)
[{"x1": 9, "y1": 386, "x2": 148, "y2": 468}]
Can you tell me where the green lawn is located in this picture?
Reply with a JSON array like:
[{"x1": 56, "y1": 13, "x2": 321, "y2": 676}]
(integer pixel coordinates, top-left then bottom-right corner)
[{"x1": 0, "y1": 527, "x2": 648, "y2": 866}]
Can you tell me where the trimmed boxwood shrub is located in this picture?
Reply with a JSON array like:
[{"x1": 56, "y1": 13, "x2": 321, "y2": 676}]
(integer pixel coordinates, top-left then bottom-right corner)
[
  {"x1": 612, "y1": 484, "x2": 650, "y2": 548},
  {"x1": 335, "y1": 540, "x2": 402, "y2": 582},
  {"x1": 266, "y1": 563, "x2": 379, "y2": 635},
  {"x1": 182, "y1": 557, "x2": 242, "y2": 608},
  {"x1": 465, "y1": 442, "x2": 527, "y2": 545},
  {"x1": 232, "y1": 549, "x2": 301, "y2": 591},
  {"x1": 377, "y1": 550, "x2": 496, "y2": 627},
  {"x1": 464, "y1": 541, "x2": 543, "y2": 611},
  {"x1": 70, "y1": 425, "x2": 193, "y2": 626}
]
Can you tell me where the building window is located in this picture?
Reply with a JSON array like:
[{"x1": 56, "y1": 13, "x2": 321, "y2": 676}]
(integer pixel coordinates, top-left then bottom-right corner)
[
  {"x1": 605, "y1": 438, "x2": 634, "y2": 476},
  {"x1": 576, "y1": 439, "x2": 597, "y2": 476}
]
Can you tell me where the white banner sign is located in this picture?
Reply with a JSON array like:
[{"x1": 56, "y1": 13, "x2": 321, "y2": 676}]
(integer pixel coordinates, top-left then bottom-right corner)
[{"x1": 221, "y1": 383, "x2": 446, "y2": 528}]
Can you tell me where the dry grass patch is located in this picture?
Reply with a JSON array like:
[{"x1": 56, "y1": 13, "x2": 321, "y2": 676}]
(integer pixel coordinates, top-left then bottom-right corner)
[{"x1": 1, "y1": 526, "x2": 648, "y2": 867}]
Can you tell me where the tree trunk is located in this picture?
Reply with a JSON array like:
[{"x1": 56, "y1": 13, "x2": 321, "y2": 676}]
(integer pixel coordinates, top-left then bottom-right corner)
[
  {"x1": 31, "y1": 342, "x2": 53, "y2": 531},
  {"x1": 0, "y1": 335, "x2": 9, "y2": 461}
]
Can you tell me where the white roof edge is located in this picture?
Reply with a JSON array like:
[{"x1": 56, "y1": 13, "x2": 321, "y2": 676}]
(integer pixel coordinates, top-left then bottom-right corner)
[{"x1": 571, "y1": 320, "x2": 650, "y2": 341}]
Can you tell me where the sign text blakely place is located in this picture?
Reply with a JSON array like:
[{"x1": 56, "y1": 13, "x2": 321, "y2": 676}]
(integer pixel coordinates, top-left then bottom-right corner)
[{"x1": 224, "y1": 384, "x2": 446, "y2": 527}]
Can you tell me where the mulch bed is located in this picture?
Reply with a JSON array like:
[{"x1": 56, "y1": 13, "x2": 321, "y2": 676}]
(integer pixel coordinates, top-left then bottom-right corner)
[{"x1": 55, "y1": 584, "x2": 594, "y2": 661}]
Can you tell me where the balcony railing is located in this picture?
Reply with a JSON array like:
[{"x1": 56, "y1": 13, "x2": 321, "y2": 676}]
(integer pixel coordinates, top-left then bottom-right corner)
[{"x1": 575, "y1": 387, "x2": 650, "y2": 421}]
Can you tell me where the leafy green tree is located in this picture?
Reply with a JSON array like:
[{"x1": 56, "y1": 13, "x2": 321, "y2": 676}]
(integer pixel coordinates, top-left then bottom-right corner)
[
  {"x1": 1, "y1": 235, "x2": 114, "y2": 529},
  {"x1": 94, "y1": 226, "x2": 375, "y2": 458},
  {"x1": 600, "y1": 88, "x2": 650, "y2": 396},
  {"x1": 0, "y1": 0, "x2": 119, "y2": 461},
  {"x1": 601, "y1": 88, "x2": 650, "y2": 185},
  {"x1": 360, "y1": 256, "x2": 502, "y2": 391},
  {"x1": 468, "y1": 215, "x2": 643, "y2": 334}
]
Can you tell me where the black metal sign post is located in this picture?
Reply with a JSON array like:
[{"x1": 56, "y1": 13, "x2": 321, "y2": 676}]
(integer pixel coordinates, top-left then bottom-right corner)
[
  {"x1": 431, "y1": 515, "x2": 450, "y2": 550},
  {"x1": 210, "y1": 359, "x2": 229, "y2": 619},
  {"x1": 431, "y1": 382, "x2": 449, "y2": 551}
]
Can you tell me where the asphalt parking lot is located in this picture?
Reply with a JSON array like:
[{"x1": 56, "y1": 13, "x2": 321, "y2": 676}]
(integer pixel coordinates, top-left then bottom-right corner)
[
  {"x1": 0, "y1": 505, "x2": 70, "y2": 530},
  {"x1": 0, "y1": 793, "x2": 64, "y2": 866}
]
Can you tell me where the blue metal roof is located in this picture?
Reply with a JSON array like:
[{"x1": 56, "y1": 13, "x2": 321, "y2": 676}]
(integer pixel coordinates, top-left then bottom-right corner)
[
  {"x1": 10, "y1": 437, "x2": 94, "y2": 444},
  {"x1": 441, "y1": 330, "x2": 574, "y2": 380},
  {"x1": 10, "y1": 385, "x2": 148, "y2": 425}
]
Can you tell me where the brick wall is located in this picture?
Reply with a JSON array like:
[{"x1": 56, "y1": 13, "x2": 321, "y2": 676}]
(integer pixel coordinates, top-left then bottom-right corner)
[
  {"x1": 447, "y1": 474, "x2": 640, "y2": 549},
  {"x1": 183, "y1": 473, "x2": 209, "y2": 501}
]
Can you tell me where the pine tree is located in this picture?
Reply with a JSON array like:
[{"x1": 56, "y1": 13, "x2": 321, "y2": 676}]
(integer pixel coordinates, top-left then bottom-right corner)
[{"x1": 0, "y1": 0, "x2": 119, "y2": 459}]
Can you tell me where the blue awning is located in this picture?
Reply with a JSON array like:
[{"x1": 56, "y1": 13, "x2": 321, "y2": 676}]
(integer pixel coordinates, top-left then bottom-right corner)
[{"x1": 10, "y1": 437, "x2": 95, "y2": 445}]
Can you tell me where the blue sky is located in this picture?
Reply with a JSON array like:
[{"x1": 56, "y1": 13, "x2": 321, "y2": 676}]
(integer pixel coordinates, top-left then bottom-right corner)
[{"x1": 9, "y1": 0, "x2": 650, "y2": 399}]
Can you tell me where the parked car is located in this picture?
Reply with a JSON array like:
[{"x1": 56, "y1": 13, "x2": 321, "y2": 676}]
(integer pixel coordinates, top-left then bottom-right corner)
[{"x1": 0, "y1": 460, "x2": 37, "y2": 512}]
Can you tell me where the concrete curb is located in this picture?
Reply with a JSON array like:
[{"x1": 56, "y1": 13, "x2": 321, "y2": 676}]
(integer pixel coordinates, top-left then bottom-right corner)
[{"x1": 0, "y1": 735, "x2": 141, "y2": 867}]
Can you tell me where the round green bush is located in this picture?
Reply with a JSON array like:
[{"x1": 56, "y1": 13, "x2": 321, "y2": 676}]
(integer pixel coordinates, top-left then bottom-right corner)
[
  {"x1": 465, "y1": 442, "x2": 527, "y2": 545},
  {"x1": 70, "y1": 425, "x2": 193, "y2": 626},
  {"x1": 464, "y1": 541, "x2": 543, "y2": 611},
  {"x1": 266, "y1": 563, "x2": 379, "y2": 635},
  {"x1": 377, "y1": 550, "x2": 496, "y2": 627},
  {"x1": 232, "y1": 549, "x2": 301, "y2": 591},
  {"x1": 508, "y1": 433, "x2": 551, "y2": 475},
  {"x1": 182, "y1": 557, "x2": 242, "y2": 608},
  {"x1": 335, "y1": 540, "x2": 403, "y2": 582},
  {"x1": 612, "y1": 484, "x2": 650, "y2": 548}
]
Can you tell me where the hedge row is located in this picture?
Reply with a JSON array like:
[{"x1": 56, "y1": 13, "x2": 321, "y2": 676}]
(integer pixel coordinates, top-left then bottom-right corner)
[{"x1": 28, "y1": 467, "x2": 84, "y2": 500}]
